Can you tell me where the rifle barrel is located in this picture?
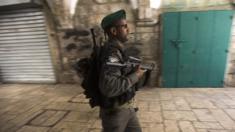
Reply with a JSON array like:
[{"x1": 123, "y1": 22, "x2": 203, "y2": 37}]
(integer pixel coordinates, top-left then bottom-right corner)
[{"x1": 106, "y1": 62, "x2": 154, "y2": 70}]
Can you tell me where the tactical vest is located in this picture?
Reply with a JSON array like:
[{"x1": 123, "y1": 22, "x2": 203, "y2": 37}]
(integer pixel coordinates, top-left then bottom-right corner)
[{"x1": 99, "y1": 43, "x2": 136, "y2": 109}]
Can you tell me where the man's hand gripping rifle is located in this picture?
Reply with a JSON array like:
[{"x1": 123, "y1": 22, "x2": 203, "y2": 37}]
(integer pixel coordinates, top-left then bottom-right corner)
[{"x1": 106, "y1": 56, "x2": 155, "y2": 88}]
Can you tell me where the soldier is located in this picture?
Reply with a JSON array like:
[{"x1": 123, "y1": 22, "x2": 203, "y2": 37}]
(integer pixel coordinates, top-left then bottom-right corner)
[{"x1": 99, "y1": 9, "x2": 146, "y2": 132}]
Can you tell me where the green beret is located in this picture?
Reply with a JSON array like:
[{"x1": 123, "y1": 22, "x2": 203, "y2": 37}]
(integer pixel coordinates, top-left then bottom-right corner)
[{"x1": 101, "y1": 9, "x2": 126, "y2": 30}]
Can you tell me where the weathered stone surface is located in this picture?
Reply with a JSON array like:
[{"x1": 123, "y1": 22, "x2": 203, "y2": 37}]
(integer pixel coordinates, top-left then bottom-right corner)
[
  {"x1": 193, "y1": 109, "x2": 216, "y2": 122},
  {"x1": 149, "y1": 101, "x2": 161, "y2": 112},
  {"x1": 16, "y1": 126, "x2": 49, "y2": 132},
  {"x1": 63, "y1": 111, "x2": 92, "y2": 123},
  {"x1": 174, "y1": 97, "x2": 191, "y2": 110},
  {"x1": 221, "y1": 99, "x2": 235, "y2": 106},
  {"x1": 159, "y1": 91, "x2": 173, "y2": 100},
  {"x1": 210, "y1": 109, "x2": 235, "y2": 130},
  {"x1": 163, "y1": 111, "x2": 197, "y2": 121},
  {"x1": 30, "y1": 110, "x2": 68, "y2": 127},
  {"x1": 138, "y1": 111, "x2": 162, "y2": 123},
  {"x1": 136, "y1": 100, "x2": 149, "y2": 112},
  {"x1": 193, "y1": 121, "x2": 224, "y2": 129},
  {"x1": 179, "y1": 121, "x2": 196, "y2": 132},
  {"x1": 90, "y1": 119, "x2": 102, "y2": 129},
  {"x1": 224, "y1": 109, "x2": 235, "y2": 121},
  {"x1": 164, "y1": 120, "x2": 180, "y2": 132},
  {"x1": 1, "y1": 84, "x2": 235, "y2": 131},
  {"x1": 49, "y1": 121, "x2": 89, "y2": 132},
  {"x1": 186, "y1": 97, "x2": 217, "y2": 109},
  {"x1": 161, "y1": 100, "x2": 177, "y2": 110},
  {"x1": 148, "y1": 123, "x2": 164, "y2": 132}
]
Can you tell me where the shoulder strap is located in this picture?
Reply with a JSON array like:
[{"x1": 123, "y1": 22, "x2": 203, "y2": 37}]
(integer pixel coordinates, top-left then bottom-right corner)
[{"x1": 109, "y1": 44, "x2": 129, "y2": 63}]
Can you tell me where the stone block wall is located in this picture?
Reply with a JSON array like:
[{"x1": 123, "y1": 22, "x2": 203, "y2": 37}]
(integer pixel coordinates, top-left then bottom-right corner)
[
  {"x1": 54, "y1": 0, "x2": 160, "y2": 86},
  {"x1": 46, "y1": 0, "x2": 73, "y2": 28},
  {"x1": 225, "y1": 8, "x2": 235, "y2": 87},
  {"x1": 47, "y1": 0, "x2": 235, "y2": 87}
]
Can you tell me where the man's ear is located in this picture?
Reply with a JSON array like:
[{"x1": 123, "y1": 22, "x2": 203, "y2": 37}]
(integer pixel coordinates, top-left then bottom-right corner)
[{"x1": 110, "y1": 27, "x2": 117, "y2": 35}]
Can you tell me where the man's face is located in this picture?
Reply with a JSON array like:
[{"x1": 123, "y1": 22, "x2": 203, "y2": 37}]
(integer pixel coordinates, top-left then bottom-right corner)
[{"x1": 114, "y1": 19, "x2": 129, "y2": 43}]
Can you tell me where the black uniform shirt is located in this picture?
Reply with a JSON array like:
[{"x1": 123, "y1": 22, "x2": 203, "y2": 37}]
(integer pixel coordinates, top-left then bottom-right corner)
[{"x1": 99, "y1": 39, "x2": 139, "y2": 98}]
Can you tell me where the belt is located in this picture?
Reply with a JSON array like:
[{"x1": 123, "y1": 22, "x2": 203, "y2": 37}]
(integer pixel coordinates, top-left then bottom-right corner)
[{"x1": 101, "y1": 99, "x2": 135, "y2": 112}]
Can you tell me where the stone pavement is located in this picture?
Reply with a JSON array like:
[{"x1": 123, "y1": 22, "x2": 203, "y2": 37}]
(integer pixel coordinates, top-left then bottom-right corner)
[{"x1": 1, "y1": 84, "x2": 235, "y2": 132}]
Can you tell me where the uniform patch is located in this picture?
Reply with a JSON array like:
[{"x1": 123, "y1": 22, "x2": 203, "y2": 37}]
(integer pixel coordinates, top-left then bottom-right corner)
[{"x1": 108, "y1": 57, "x2": 119, "y2": 63}]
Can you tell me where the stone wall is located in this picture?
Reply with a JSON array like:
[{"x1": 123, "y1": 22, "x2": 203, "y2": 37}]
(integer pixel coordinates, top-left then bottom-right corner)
[
  {"x1": 47, "y1": 0, "x2": 235, "y2": 87},
  {"x1": 225, "y1": 7, "x2": 235, "y2": 87},
  {"x1": 54, "y1": 0, "x2": 160, "y2": 86},
  {"x1": 45, "y1": 0, "x2": 73, "y2": 28}
]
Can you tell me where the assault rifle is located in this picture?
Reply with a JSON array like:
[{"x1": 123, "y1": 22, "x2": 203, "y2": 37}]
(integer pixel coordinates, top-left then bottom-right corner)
[
  {"x1": 106, "y1": 56, "x2": 155, "y2": 88},
  {"x1": 106, "y1": 56, "x2": 155, "y2": 71}
]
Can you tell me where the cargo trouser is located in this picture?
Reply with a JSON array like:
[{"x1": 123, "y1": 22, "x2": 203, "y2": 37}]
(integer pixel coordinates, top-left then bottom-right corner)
[{"x1": 100, "y1": 107, "x2": 142, "y2": 132}]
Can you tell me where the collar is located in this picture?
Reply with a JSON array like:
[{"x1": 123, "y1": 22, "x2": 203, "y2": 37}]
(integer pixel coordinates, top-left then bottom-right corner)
[{"x1": 108, "y1": 38, "x2": 124, "y2": 51}]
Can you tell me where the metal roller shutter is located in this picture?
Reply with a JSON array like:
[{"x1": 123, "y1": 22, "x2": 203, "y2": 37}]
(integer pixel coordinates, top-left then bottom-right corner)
[{"x1": 0, "y1": 8, "x2": 56, "y2": 83}]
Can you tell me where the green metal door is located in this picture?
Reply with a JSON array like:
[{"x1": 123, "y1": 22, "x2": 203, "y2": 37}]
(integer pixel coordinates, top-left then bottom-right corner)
[
  {"x1": 162, "y1": 12, "x2": 179, "y2": 87},
  {"x1": 162, "y1": 10, "x2": 233, "y2": 87}
]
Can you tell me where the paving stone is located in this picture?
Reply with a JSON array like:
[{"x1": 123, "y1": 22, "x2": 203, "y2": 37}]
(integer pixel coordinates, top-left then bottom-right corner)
[
  {"x1": 148, "y1": 123, "x2": 164, "y2": 132},
  {"x1": 136, "y1": 90, "x2": 160, "y2": 101},
  {"x1": 164, "y1": 120, "x2": 180, "y2": 132},
  {"x1": 0, "y1": 114, "x2": 17, "y2": 125},
  {"x1": 0, "y1": 122, "x2": 16, "y2": 132},
  {"x1": 174, "y1": 97, "x2": 191, "y2": 110},
  {"x1": 163, "y1": 111, "x2": 197, "y2": 121},
  {"x1": 136, "y1": 100, "x2": 149, "y2": 112},
  {"x1": 74, "y1": 103, "x2": 93, "y2": 112},
  {"x1": 224, "y1": 91, "x2": 235, "y2": 99},
  {"x1": 54, "y1": 96, "x2": 72, "y2": 102},
  {"x1": 193, "y1": 121, "x2": 224, "y2": 129},
  {"x1": 207, "y1": 130, "x2": 231, "y2": 132},
  {"x1": 41, "y1": 111, "x2": 67, "y2": 126},
  {"x1": 88, "y1": 128, "x2": 102, "y2": 132},
  {"x1": 196, "y1": 129, "x2": 231, "y2": 132},
  {"x1": 210, "y1": 99, "x2": 230, "y2": 109},
  {"x1": 44, "y1": 102, "x2": 79, "y2": 111},
  {"x1": 210, "y1": 109, "x2": 235, "y2": 130},
  {"x1": 138, "y1": 111, "x2": 162, "y2": 123},
  {"x1": 224, "y1": 109, "x2": 235, "y2": 121},
  {"x1": 140, "y1": 122, "x2": 150, "y2": 128},
  {"x1": 0, "y1": 103, "x2": 19, "y2": 115},
  {"x1": 3, "y1": 101, "x2": 37, "y2": 115},
  {"x1": 30, "y1": 110, "x2": 57, "y2": 126},
  {"x1": 149, "y1": 101, "x2": 161, "y2": 112},
  {"x1": 178, "y1": 121, "x2": 196, "y2": 132},
  {"x1": 90, "y1": 119, "x2": 102, "y2": 129},
  {"x1": 221, "y1": 99, "x2": 235, "y2": 106},
  {"x1": 16, "y1": 126, "x2": 49, "y2": 132},
  {"x1": 49, "y1": 121, "x2": 89, "y2": 132},
  {"x1": 63, "y1": 111, "x2": 92, "y2": 123},
  {"x1": 141, "y1": 127, "x2": 149, "y2": 132},
  {"x1": 193, "y1": 109, "x2": 217, "y2": 122},
  {"x1": 186, "y1": 97, "x2": 217, "y2": 109},
  {"x1": 69, "y1": 94, "x2": 89, "y2": 103},
  {"x1": 140, "y1": 123, "x2": 164, "y2": 132},
  {"x1": 171, "y1": 90, "x2": 194, "y2": 97},
  {"x1": 5, "y1": 107, "x2": 44, "y2": 132},
  {"x1": 196, "y1": 129, "x2": 209, "y2": 132},
  {"x1": 161, "y1": 100, "x2": 177, "y2": 110},
  {"x1": 2, "y1": 85, "x2": 235, "y2": 131},
  {"x1": 159, "y1": 91, "x2": 173, "y2": 100},
  {"x1": 229, "y1": 105, "x2": 235, "y2": 109},
  {"x1": 89, "y1": 109, "x2": 100, "y2": 119}
]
